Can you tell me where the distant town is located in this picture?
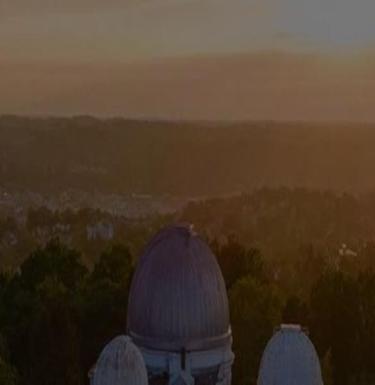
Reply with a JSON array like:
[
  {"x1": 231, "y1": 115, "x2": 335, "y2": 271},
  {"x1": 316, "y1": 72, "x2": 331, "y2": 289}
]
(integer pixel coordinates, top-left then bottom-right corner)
[{"x1": 0, "y1": 186, "x2": 187, "y2": 220}]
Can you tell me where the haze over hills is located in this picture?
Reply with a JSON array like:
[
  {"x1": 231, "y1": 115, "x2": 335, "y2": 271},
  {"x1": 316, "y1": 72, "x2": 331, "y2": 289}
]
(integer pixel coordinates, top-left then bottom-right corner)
[
  {"x1": 1, "y1": 116, "x2": 375, "y2": 196},
  {"x1": 2, "y1": 53, "x2": 375, "y2": 122}
]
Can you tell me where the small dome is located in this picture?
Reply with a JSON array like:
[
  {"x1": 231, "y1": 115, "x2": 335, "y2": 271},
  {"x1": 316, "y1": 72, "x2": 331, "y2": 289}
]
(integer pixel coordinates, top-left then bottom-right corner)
[
  {"x1": 92, "y1": 336, "x2": 148, "y2": 385},
  {"x1": 257, "y1": 325, "x2": 323, "y2": 385},
  {"x1": 127, "y1": 224, "x2": 231, "y2": 351}
]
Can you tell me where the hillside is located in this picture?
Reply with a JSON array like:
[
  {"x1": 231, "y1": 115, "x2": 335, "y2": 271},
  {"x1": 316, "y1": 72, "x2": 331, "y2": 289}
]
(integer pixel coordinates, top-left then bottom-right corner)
[{"x1": 1, "y1": 116, "x2": 375, "y2": 195}]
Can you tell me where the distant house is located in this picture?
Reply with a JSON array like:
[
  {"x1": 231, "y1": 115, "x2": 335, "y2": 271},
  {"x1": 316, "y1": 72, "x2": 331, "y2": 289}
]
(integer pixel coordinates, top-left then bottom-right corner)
[
  {"x1": 0, "y1": 231, "x2": 18, "y2": 247},
  {"x1": 32, "y1": 222, "x2": 72, "y2": 245},
  {"x1": 87, "y1": 222, "x2": 114, "y2": 241},
  {"x1": 339, "y1": 243, "x2": 358, "y2": 257}
]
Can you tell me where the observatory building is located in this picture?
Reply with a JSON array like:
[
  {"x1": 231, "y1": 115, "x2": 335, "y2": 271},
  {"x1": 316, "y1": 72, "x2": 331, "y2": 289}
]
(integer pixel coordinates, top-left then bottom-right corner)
[
  {"x1": 91, "y1": 335, "x2": 148, "y2": 385},
  {"x1": 127, "y1": 224, "x2": 234, "y2": 385},
  {"x1": 257, "y1": 324, "x2": 324, "y2": 385}
]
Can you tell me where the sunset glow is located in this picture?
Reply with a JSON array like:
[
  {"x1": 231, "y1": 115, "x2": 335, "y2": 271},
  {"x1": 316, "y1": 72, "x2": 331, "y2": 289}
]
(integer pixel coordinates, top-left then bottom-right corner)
[{"x1": 2, "y1": 0, "x2": 375, "y2": 120}]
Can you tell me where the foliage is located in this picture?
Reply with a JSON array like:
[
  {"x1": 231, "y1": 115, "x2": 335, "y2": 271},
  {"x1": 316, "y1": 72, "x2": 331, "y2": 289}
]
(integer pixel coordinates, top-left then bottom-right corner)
[
  {"x1": 309, "y1": 270, "x2": 375, "y2": 385},
  {"x1": 0, "y1": 357, "x2": 18, "y2": 385},
  {"x1": 1, "y1": 188, "x2": 375, "y2": 385},
  {"x1": 213, "y1": 236, "x2": 266, "y2": 289},
  {"x1": 80, "y1": 244, "x2": 133, "y2": 375},
  {"x1": 230, "y1": 276, "x2": 282, "y2": 385},
  {"x1": 0, "y1": 239, "x2": 133, "y2": 385},
  {"x1": 4, "y1": 117, "x2": 375, "y2": 196}
]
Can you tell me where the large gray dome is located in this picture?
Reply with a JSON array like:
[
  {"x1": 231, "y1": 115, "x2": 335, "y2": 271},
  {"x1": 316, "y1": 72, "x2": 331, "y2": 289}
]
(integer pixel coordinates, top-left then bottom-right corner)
[
  {"x1": 257, "y1": 325, "x2": 324, "y2": 385},
  {"x1": 127, "y1": 224, "x2": 231, "y2": 351},
  {"x1": 92, "y1": 336, "x2": 148, "y2": 385}
]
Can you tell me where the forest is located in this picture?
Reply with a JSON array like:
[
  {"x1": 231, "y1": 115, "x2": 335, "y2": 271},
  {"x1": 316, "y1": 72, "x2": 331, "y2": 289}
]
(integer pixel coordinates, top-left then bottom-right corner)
[
  {"x1": 1, "y1": 188, "x2": 375, "y2": 385},
  {"x1": 2, "y1": 116, "x2": 375, "y2": 195}
]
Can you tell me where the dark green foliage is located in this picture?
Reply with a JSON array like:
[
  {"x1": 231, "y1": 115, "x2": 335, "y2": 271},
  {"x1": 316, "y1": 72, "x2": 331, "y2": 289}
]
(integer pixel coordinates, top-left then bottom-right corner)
[
  {"x1": 282, "y1": 295, "x2": 309, "y2": 325},
  {"x1": 230, "y1": 276, "x2": 282, "y2": 385},
  {"x1": 91, "y1": 244, "x2": 133, "y2": 284},
  {"x1": 1, "y1": 197, "x2": 375, "y2": 385},
  {"x1": 213, "y1": 236, "x2": 266, "y2": 289},
  {"x1": 309, "y1": 271, "x2": 375, "y2": 385},
  {"x1": 0, "y1": 334, "x2": 17, "y2": 385},
  {"x1": 0, "y1": 240, "x2": 87, "y2": 385},
  {"x1": 80, "y1": 244, "x2": 133, "y2": 377},
  {"x1": 0, "y1": 357, "x2": 18, "y2": 385},
  {"x1": 26, "y1": 279, "x2": 82, "y2": 385},
  {"x1": 19, "y1": 238, "x2": 88, "y2": 292},
  {"x1": 0, "y1": 240, "x2": 134, "y2": 385},
  {"x1": 3, "y1": 117, "x2": 375, "y2": 195}
]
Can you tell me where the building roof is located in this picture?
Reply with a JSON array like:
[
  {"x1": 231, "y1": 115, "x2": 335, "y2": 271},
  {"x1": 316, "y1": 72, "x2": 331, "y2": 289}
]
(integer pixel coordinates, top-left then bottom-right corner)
[
  {"x1": 92, "y1": 336, "x2": 148, "y2": 385},
  {"x1": 127, "y1": 224, "x2": 231, "y2": 351},
  {"x1": 257, "y1": 325, "x2": 323, "y2": 385}
]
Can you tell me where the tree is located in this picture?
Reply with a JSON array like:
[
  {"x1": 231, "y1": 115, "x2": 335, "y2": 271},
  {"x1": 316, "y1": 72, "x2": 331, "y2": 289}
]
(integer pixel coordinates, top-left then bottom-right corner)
[
  {"x1": 26, "y1": 278, "x2": 82, "y2": 385},
  {"x1": 214, "y1": 236, "x2": 266, "y2": 289},
  {"x1": 80, "y1": 244, "x2": 134, "y2": 378},
  {"x1": 2, "y1": 240, "x2": 87, "y2": 385},
  {"x1": 229, "y1": 276, "x2": 282, "y2": 385},
  {"x1": 0, "y1": 333, "x2": 17, "y2": 385},
  {"x1": 91, "y1": 244, "x2": 133, "y2": 284},
  {"x1": 355, "y1": 272, "x2": 375, "y2": 383},
  {"x1": 282, "y1": 295, "x2": 309, "y2": 326},
  {"x1": 309, "y1": 271, "x2": 361, "y2": 385},
  {"x1": 19, "y1": 238, "x2": 87, "y2": 292},
  {"x1": 0, "y1": 357, "x2": 18, "y2": 385}
]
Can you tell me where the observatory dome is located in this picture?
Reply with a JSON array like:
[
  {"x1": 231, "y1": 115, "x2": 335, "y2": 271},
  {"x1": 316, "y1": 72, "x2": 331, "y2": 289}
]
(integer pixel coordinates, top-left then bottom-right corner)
[
  {"x1": 92, "y1": 335, "x2": 148, "y2": 385},
  {"x1": 128, "y1": 224, "x2": 231, "y2": 351},
  {"x1": 257, "y1": 325, "x2": 323, "y2": 385},
  {"x1": 127, "y1": 224, "x2": 234, "y2": 385}
]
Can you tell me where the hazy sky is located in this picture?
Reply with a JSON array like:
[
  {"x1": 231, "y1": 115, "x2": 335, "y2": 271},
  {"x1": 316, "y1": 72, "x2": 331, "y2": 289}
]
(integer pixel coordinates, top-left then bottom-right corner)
[
  {"x1": 1, "y1": 0, "x2": 375, "y2": 120},
  {"x1": 2, "y1": 0, "x2": 375, "y2": 61}
]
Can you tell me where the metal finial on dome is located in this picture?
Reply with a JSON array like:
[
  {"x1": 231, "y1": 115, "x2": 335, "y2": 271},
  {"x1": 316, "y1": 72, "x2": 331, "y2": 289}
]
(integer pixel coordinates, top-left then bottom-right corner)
[
  {"x1": 257, "y1": 324, "x2": 323, "y2": 385},
  {"x1": 92, "y1": 336, "x2": 148, "y2": 385}
]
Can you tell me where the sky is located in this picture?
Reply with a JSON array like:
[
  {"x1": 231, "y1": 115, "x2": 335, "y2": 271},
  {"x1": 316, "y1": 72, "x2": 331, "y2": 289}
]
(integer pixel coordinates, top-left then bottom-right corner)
[{"x1": 1, "y1": 0, "x2": 375, "y2": 120}]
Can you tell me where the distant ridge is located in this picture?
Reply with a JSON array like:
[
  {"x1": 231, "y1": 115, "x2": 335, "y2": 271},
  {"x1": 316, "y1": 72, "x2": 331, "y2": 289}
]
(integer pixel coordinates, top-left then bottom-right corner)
[{"x1": 1, "y1": 116, "x2": 375, "y2": 195}]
